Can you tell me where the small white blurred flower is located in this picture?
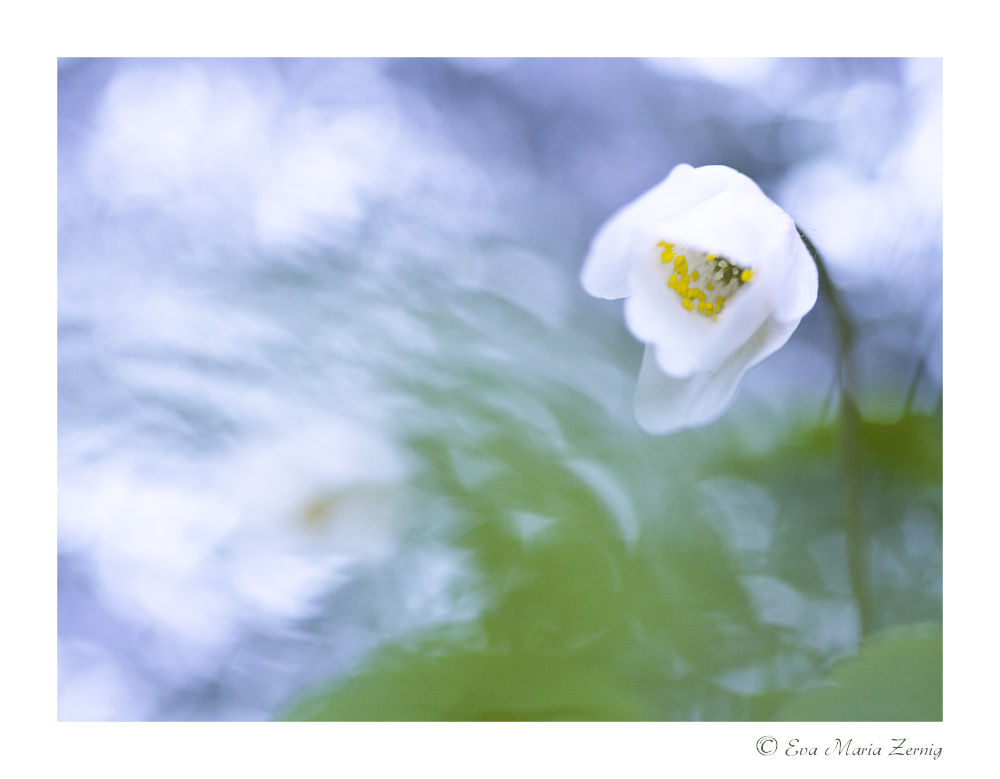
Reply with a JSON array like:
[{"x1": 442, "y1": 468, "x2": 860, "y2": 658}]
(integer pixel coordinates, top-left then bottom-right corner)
[{"x1": 581, "y1": 164, "x2": 818, "y2": 434}]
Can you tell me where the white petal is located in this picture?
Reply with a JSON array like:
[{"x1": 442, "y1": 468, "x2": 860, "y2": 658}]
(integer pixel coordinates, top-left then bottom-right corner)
[
  {"x1": 580, "y1": 164, "x2": 739, "y2": 300},
  {"x1": 623, "y1": 245, "x2": 714, "y2": 376},
  {"x1": 770, "y1": 229, "x2": 819, "y2": 323},
  {"x1": 656, "y1": 175, "x2": 791, "y2": 269},
  {"x1": 633, "y1": 315, "x2": 800, "y2": 434}
]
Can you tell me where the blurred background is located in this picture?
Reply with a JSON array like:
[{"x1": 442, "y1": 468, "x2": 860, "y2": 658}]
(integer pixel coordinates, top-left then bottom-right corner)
[{"x1": 58, "y1": 58, "x2": 942, "y2": 721}]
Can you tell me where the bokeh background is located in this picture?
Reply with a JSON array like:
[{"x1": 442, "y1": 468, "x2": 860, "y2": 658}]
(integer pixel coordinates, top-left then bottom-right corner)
[{"x1": 58, "y1": 57, "x2": 942, "y2": 721}]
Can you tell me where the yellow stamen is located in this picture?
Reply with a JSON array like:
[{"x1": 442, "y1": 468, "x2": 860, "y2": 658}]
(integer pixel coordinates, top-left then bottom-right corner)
[{"x1": 655, "y1": 242, "x2": 751, "y2": 320}]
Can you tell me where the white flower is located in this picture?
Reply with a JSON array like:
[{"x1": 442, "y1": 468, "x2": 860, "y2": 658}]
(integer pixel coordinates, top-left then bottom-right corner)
[{"x1": 581, "y1": 164, "x2": 818, "y2": 434}]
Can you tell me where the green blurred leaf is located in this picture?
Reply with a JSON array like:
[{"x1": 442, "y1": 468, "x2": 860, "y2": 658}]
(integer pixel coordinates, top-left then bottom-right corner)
[
  {"x1": 773, "y1": 623, "x2": 941, "y2": 721},
  {"x1": 280, "y1": 647, "x2": 653, "y2": 721},
  {"x1": 859, "y1": 412, "x2": 942, "y2": 485}
]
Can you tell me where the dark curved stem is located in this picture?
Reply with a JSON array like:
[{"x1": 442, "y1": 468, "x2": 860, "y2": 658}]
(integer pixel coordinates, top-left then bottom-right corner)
[{"x1": 798, "y1": 228, "x2": 874, "y2": 637}]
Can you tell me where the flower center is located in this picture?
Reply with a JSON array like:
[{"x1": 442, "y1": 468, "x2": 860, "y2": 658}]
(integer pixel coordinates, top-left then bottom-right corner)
[{"x1": 656, "y1": 241, "x2": 753, "y2": 318}]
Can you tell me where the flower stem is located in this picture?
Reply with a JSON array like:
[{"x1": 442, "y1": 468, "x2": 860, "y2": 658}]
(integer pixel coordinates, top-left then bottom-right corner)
[{"x1": 797, "y1": 228, "x2": 874, "y2": 637}]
